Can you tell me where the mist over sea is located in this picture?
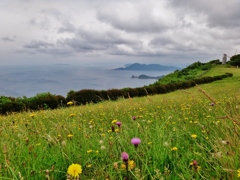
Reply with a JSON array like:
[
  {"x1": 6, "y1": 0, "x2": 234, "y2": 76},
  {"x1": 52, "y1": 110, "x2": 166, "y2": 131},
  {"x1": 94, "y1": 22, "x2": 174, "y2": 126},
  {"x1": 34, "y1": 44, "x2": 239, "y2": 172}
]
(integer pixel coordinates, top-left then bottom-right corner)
[{"x1": 0, "y1": 64, "x2": 172, "y2": 97}]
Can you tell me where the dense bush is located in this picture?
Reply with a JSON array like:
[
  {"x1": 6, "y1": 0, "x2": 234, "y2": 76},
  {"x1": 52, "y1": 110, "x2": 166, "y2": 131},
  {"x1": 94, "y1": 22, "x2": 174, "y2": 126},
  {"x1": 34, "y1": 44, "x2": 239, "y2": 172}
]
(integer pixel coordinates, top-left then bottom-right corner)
[
  {"x1": 67, "y1": 89, "x2": 100, "y2": 105},
  {"x1": 145, "y1": 86, "x2": 157, "y2": 95},
  {"x1": 123, "y1": 88, "x2": 139, "y2": 98},
  {"x1": 154, "y1": 85, "x2": 167, "y2": 94},
  {"x1": 135, "y1": 87, "x2": 147, "y2": 97},
  {"x1": 228, "y1": 54, "x2": 240, "y2": 66},
  {"x1": 106, "y1": 89, "x2": 126, "y2": 100}
]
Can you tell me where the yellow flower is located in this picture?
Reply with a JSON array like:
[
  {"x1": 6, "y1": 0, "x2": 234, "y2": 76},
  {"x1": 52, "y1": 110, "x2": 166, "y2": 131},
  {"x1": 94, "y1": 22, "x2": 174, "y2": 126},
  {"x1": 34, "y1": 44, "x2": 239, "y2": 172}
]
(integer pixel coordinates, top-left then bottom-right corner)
[
  {"x1": 67, "y1": 134, "x2": 73, "y2": 138},
  {"x1": 121, "y1": 164, "x2": 126, "y2": 170},
  {"x1": 171, "y1": 147, "x2": 178, "y2": 151},
  {"x1": 128, "y1": 160, "x2": 135, "y2": 170},
  {"x1": 121, "y1": 160, "x2": 135, "y2": 171},
  {"x1": 67, "y1": 163, "x2": 82, "y2": 178},
  {"x1": 67, "y1": 101, "x2": 73, "y2": 105},
  {"x1": 237, "y1": 169, "x2": 240, "y2": 177},
  {"x1": 87, "y1": 164, "x2": 92, "y2": 168},
  {"x1": 29, "y1": 114, "x2": 35, "y2": 118},
  {"x1": 87, "y1": 149, "x2": 92, "y2": 153},
  {"x1": 69, "y1": 114, "x2": 75, "y2": 117},
  {"x1": 191, "y1": 134, "x2": 197, "y2": 139},
  {"x1": 112, "y1": 119, "x2": 117, "y2": 124}
]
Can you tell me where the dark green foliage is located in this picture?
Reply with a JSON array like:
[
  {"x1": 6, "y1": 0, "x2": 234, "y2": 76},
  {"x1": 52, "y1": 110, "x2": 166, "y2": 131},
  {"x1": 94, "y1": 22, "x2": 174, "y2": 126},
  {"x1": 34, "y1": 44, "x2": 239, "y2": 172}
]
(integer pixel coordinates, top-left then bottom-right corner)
[
  {"x1": 135, "y1": 87, "x2": 147, "y2": 97},
  {"x1": 98, "y1": 90, "x2": 109, "y2": 101},
  {"x1": 55, "y1": 95, "x2": 67, "y2": 107},
  {"x1": 145, "y1": 86, "x2": 157, "y2": 95},
  {"x1": 68, "y1": 89, "x2": 100, "y2": 105},
  {"x1": 34, "y1": 93, "x2": 59, "y2": 109},
  {"x1": 0, "y1": 101, "x2": 24, "y2": 114},
  {"x1": 106, "y1": 89, "x2": 126, "y2": 100},
  {"x1": 192, "y1": 78, "x2": 204, "y2": 84},
  {"x1": 123, "y1": 88, "x2": 139, "y2": 98},
  {"x1": 228, "y1": 54, "x2": 240, "y2": 66},
  {"x1": 201, "y1": 76, "x2": 214, "y2": 83},
  {"x1": 154, "y1": 85, "x2": 167, "y2": 94},
  {"x1": 225, "y1": 72, "x2": 233, "y2": 77}
]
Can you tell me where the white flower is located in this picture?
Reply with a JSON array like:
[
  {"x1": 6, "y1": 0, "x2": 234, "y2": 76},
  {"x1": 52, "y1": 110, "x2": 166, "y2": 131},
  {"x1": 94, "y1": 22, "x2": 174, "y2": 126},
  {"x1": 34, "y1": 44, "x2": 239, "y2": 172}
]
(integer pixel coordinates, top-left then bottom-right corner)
[{"x1": 100, "y1": 145, "x2": 106, "y2": 150}]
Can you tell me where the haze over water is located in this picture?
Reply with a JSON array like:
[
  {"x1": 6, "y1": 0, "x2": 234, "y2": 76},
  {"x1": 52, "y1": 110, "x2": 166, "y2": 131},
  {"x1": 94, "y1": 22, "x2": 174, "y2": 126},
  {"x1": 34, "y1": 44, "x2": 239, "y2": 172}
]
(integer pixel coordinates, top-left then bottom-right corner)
[{"x1": 0, "y1": 64, "x2": 172, "y2": 98}]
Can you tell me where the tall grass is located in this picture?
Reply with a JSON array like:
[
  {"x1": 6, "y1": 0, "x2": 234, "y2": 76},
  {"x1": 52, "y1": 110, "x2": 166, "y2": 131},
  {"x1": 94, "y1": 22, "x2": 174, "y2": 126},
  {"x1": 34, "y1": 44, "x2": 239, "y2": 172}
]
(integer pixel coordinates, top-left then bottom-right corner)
[{"x1": 0, "y1": 66, "x2": 240, "y2": 179}]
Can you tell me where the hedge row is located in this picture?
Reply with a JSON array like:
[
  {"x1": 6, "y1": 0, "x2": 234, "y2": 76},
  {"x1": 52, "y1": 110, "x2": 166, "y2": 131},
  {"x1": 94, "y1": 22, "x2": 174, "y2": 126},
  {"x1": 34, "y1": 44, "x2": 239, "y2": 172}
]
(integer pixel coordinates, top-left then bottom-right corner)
[{"x1": 0, "y1": 73, "x2": 233, "y2": 115}]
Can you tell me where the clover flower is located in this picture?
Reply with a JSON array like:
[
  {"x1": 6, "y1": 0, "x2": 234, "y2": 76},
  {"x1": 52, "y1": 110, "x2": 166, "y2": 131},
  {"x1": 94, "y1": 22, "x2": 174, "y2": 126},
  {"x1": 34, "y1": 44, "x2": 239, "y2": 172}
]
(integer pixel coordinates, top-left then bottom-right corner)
[
  {"x1": 132, "y1": 116, "x2": 136, "y2": 120},
  {"x1": 116, "y1": 121, "x2": 122, "y2": 127},
  {"x1": 121, "y1": 152, "x2": 129, "y2": 162},
  {"x1": 131, "y1": 138, "x2": 141, "y2": 147}
]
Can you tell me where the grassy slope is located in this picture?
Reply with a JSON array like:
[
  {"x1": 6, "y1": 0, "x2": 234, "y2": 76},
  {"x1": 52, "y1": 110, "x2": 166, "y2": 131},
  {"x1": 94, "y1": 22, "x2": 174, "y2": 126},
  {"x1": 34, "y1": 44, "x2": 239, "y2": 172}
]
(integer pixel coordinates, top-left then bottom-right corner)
[{"x1": 0, "y1": 65, "x2": 239, "y2": 179}]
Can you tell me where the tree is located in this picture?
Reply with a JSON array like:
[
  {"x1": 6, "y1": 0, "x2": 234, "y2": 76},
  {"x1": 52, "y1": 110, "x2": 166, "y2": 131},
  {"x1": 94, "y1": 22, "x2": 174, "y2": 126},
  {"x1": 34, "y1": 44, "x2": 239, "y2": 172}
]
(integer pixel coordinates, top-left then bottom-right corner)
[{"x1": 229, "y1": 54, "x2": 240, "y2": 66}]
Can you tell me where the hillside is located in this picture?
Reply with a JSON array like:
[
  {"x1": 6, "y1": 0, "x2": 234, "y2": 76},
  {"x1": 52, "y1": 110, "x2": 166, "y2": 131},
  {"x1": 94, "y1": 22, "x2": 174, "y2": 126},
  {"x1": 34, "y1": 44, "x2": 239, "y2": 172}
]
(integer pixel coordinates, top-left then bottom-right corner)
[{"x1": 0, "y1": 63, "x2": 239, "y2": 179}]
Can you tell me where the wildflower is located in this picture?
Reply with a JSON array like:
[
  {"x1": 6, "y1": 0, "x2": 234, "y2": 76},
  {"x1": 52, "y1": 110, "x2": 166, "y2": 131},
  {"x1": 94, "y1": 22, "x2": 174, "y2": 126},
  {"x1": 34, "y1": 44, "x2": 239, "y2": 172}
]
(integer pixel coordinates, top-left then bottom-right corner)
[
  {"x1": 237, "y1": 169, "x2": 240, "y2": 177},
  {"x1": 112, "y1": 119, "x2": 117, "y2": 124},
  {"x1": 131, "y1": 138, "x2": 141, "y2": 147},
  {"x1": 67, "y1": 101, "x2": 73, "y2": 105},
  {"x1": 147, "y1": 142, "x2": 152, "y2": 145},
  {"x1": 67, "y1": 134, "x2": 73, "y2": 138},
  {"x1": 171, "y1": 147, "x2": 178, "y2": 151},
  {"x1": 121, "y1": 152, "x2": 129, "y2": 162},
  {"x1": 69, "y1": 114, "x2": 75, "y2": 117},
  {"x1": 67, "y1": 163, "x2": 82, "y2": 178},
  {"x1": 116, "y1": 121, "x2": 122, "y2": 127},
  {"x1": 128, "y1": 160, "x2": 135, "y2": 170},
  {"x1": 191, "y1": 134, "x2": 197, "y2": 139},
  {"x1": 87, "y1": 164, "x2": 92, "y2": 168},
  {"x1": 132, "y1": 116, "x2": 136, "y2": 120},
  {"x1": 121, "y1": 160, "x2": 135, "y2": 171},
  {"x1": 210, "y1": 102, "x2": 215, "y2": 106},
  {"x1": 113, "y1": 162, "x2": 118, "y2": 169},
  {"x1": 87, "y1": 150, "x2": 92, "y2": 153},
  {"x1": 100, "y1": 145, "x2": 106, "y2": 150},
  {"x1": 29, "y1": 114, "x2": 35, "y2": 118},
  {"x1": 121, "y1": 163, "x2": 126, "y2": 170}
]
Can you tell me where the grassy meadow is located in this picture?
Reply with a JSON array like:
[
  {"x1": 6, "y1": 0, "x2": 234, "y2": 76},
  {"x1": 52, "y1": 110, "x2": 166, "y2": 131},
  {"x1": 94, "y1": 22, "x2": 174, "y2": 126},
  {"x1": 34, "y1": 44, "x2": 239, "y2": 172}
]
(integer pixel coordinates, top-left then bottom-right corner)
[{"x1": 0, "y1": 65, "x2": 240, "y2": 179}]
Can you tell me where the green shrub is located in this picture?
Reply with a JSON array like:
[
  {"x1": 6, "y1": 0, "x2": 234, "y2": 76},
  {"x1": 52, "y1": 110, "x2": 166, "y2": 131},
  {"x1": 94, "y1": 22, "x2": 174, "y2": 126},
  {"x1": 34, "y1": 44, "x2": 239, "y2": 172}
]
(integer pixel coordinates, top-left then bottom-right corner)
[
  {"x1": 106, "y1": 89, "x2": 126, "y2": 100},
  {"x1": 123, "y1": 88, "x2": 139, "y2": 98},
  {"x1": 69, "y1": 89, "x2": 100, "y2": 105},
  {"x1": 155, "y1": 85, "x2": 167, "y2": 94},
  {"x1": 145, "y1": 86, "x2": 157, "y2": 95},
  {"x1": 135, "y1": 87, "x2": 147, "y2": 97}
]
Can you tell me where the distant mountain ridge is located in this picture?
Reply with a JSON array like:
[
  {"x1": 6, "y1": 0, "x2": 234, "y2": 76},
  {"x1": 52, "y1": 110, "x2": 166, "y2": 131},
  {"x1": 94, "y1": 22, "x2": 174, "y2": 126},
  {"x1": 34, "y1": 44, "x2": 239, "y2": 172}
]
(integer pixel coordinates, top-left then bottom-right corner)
[{"x1": 114, "y1": 63, "x2": 180, "y2": 71}]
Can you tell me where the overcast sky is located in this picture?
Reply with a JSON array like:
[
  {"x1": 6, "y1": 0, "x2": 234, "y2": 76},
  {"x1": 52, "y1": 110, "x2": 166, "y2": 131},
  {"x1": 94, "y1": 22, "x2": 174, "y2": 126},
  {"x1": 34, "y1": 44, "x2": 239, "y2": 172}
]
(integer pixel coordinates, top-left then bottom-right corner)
[{"x1": 1, "y1": 0, "x2": 240, "y2": 67}]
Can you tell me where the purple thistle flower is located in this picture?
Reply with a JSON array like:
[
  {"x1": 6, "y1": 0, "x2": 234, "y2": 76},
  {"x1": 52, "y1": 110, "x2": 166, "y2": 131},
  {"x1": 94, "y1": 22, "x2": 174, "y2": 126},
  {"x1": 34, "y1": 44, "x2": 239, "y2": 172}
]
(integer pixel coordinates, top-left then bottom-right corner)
[
  {"x1": 116, "y1": 121, "x2": 122, "y2": 127},
  {"x1": 131, "y1": 137, "x2": 141, "y2": 147},
  {"x1": 132, "y1": 116, "x2": 136, "y2": 120},
  {"x1": 121, "y1": 152, "x2": 129, "y2": 162},
  {"x1": 210, "y1": 102, "x2": 215, "y2": 106}
]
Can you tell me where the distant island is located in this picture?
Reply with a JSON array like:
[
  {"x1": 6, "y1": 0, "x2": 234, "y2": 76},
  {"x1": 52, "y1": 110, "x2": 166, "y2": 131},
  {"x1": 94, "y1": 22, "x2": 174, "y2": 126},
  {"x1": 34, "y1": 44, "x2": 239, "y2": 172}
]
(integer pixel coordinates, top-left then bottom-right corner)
[
  {"x1": 113, "y1": 63, "x2": 180, "y2": 71},
  {"x1": 131, "y1": 74, "x2": 164, "y2": 79}
]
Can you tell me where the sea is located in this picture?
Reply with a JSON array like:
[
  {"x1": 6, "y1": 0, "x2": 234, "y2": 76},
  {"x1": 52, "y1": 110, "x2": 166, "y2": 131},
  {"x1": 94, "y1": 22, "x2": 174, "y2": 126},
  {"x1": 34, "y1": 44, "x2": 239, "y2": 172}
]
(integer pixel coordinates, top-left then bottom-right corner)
[{"x1": 0, "y1": 64, "x2": 173, "y2": 98}]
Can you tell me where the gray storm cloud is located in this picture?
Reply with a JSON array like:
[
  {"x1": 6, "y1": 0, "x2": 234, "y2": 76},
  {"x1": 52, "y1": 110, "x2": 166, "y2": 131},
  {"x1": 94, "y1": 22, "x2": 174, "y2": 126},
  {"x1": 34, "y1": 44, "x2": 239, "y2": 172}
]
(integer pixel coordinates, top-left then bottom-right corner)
[{"x1": 0, "y1": 0, "x2": 239, "y2": 66}]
